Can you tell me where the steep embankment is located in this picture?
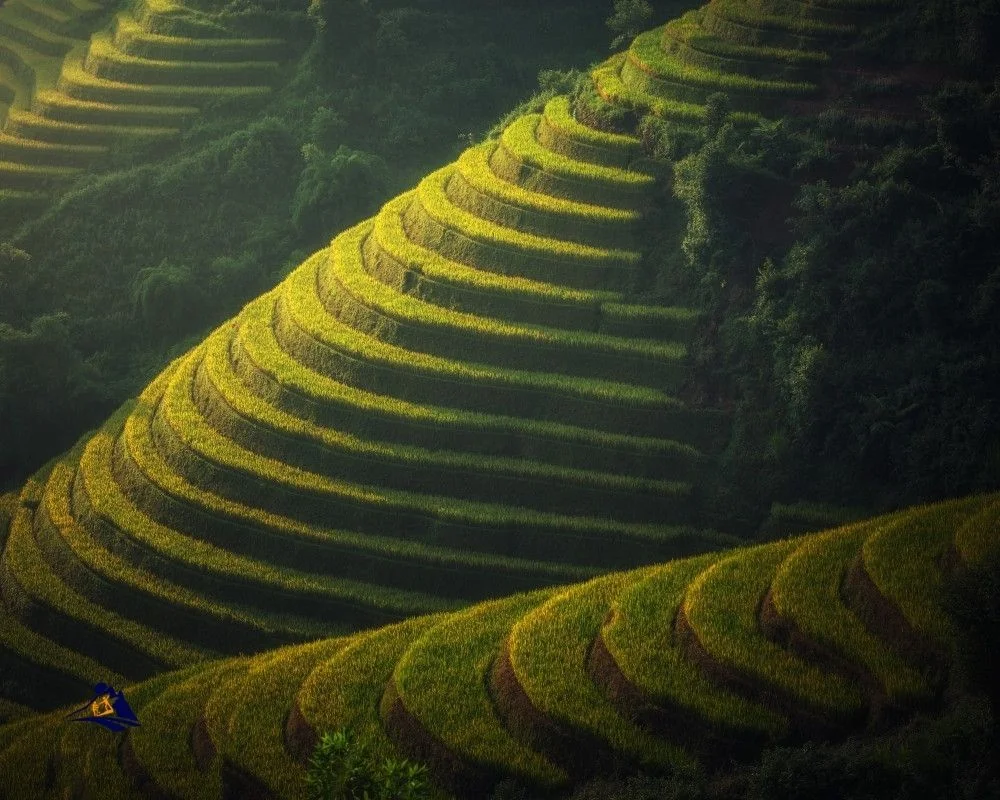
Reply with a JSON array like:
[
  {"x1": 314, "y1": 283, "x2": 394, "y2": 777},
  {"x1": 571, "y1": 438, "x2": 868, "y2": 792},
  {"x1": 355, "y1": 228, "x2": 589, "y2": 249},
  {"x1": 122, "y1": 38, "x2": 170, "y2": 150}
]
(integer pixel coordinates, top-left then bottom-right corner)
[
  {"x1": 0, "y1": 0, "x2": 294, "y2": 208},
  {"x1": 0, "y1": 490, "x2": 994, "y2": 798}
]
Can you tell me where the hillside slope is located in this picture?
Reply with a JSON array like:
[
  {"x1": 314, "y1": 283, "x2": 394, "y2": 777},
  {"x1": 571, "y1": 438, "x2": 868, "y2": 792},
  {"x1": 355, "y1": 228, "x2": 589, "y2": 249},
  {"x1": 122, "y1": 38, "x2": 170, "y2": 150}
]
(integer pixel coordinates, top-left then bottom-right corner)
[
  {"x1": 0, "y1": 85, "x2": 741, "y2": 717},
  {"x1": 0, "y1": 490, "x2": 995, "y2": 798}
]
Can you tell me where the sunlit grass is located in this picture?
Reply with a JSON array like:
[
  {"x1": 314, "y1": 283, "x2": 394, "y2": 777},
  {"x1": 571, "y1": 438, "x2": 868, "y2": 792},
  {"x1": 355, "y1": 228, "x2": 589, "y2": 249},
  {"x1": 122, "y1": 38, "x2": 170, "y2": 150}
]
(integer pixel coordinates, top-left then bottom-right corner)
[
  {"x1": 2, "y1": 478, "x2": 199, "y2": 670},
  {"x1": 58, "y1": 45, "x2": 271, "y2": 105},
  {"x1": 508, "y1": 568, "x2": 698, "y2": 772},
  {"x1": 204, "y1": 638, "x2": 348, "y2": 799},
  {"x1": 126, "y1": 658, "x2": 246, "y2": 800},
  {"x1": 113, "y1": 12, "x2": 284, "y2": 61},
  {"x1": 84, "y1": 31, "x2": 278, "y2": 86},
  {"x1": 407, "y1": 166, "x2": 640, "y2": 289},
  {"x1": 769, "y1": 519, "x2": 929, "y2": 702},
  {"x1": 234, "y1": 287, "x2": 693, "y2": 466},
  {"x1": 36, "y1": 460, "x2": 215, "y2": 665},
  {"x1": 602, "y1": 554, "x2": 787, "y2": 737},
  {"x1": 626, "y1": 27, "x2": 818, "y2": 98},
  {"x1": 297, "y1": 616, "x2": 443, "y2": 761},
  {"x1": 390, "y1": 590, "x2": 567, "y2": 787},
  {"x1": 158, "y1": 336, "x2": 703, "y2": 554},
  {"x1": 493, "y1": 114, "x2": 654, "y2": 210},
  {"x1": 201, "y1": 304, "x2": 690, "y2": 507},
  {"x1": 281, "y1": 246, "x2": 679, "y2": 409},
  {"x1": 537, "y1": 94, "x2": 640, "y2": 169},
  {"x1": 325, "y1": 222, "x2": 686, "y2": 379},
  {"x1": 4, "y1": 107, "x2": 179, "y2": 144},
  {"x1": 861, "y1": 496, "x2": 990, "y2": 648},
  {"x1": 683, "y1": 540, "x2": 865, "y2": 716},
  {"x1": 126, "y1": 359, "x2": 462, "y2": 618},
  {"x1": 34, "y1": 88, "x2": 197, "y2": 126},
  {"x1": 451, "y1": 141, "x2": 639, "y2": 249}
]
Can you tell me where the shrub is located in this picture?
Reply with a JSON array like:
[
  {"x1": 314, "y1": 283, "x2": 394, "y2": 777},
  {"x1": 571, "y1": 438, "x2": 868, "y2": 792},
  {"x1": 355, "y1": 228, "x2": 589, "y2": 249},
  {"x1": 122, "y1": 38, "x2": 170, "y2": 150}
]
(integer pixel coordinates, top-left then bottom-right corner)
[
  {"x1": 608, "y1": 0, "x2": 654, "y2": 51},
  {"x1": 306, "y1": 727, "x2": 431, "y2": 800},
  {"x1": 291, "y1": 144, "x2": 389, "y2": 245}
]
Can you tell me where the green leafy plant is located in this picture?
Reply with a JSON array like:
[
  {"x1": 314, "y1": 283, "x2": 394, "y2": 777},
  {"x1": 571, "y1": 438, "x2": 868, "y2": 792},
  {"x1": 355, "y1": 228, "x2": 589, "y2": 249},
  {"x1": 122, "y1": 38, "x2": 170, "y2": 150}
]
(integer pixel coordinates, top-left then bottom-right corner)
[
  {"x1": 306, "y1": 727, "x2": 431, "y2": 800},
  {"x1": 608, "y1": 0, "x2": 654, "y2": 50}
]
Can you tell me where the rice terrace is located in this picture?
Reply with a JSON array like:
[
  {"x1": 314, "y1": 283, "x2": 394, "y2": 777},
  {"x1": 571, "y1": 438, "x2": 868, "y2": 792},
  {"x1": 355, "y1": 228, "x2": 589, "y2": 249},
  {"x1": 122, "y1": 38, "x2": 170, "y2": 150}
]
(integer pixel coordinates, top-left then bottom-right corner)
[{"x1": 0, "y1": 0, "x2": 997, "y2": 797}]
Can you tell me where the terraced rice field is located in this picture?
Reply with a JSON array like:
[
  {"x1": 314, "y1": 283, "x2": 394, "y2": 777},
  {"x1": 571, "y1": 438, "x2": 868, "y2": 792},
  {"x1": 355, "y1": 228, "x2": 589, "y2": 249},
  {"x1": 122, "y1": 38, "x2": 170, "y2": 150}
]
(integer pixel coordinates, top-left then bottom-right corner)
[
  {"x1": 1, "y1": 491, "x2": 993, "y2": 798},
  {"x1": 0, "y1": 90, "x2": 737, "y2": 721},
  {"x1": 0, "y1": 0, "x2": 289, "y2": 203},
  {"x1": 594, "y1": 0, "x2": 901, "y2": 121}
]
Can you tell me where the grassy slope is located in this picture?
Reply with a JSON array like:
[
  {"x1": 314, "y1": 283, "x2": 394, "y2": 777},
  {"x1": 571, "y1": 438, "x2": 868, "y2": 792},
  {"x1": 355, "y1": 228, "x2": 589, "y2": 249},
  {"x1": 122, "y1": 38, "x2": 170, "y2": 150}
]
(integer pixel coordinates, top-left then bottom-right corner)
[{"x1": 0, "y1": 491, "x2": 994, "y2": 798}]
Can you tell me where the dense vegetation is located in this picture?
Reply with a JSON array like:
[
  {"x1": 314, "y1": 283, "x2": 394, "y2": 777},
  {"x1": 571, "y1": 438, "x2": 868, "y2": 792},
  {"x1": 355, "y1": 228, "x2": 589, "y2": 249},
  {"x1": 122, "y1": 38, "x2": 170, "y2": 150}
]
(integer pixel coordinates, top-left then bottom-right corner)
[{"x1": 664, "y1": 72, "x2": 1000, "y2": 519}]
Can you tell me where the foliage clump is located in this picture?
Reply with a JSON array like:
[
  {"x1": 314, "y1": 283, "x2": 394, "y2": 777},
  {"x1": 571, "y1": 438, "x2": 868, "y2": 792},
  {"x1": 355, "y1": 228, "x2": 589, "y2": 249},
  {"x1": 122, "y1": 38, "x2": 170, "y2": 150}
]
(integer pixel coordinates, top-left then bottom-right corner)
[{"x1": 306, "y1": 728, "x2": 430, "y2": 800}]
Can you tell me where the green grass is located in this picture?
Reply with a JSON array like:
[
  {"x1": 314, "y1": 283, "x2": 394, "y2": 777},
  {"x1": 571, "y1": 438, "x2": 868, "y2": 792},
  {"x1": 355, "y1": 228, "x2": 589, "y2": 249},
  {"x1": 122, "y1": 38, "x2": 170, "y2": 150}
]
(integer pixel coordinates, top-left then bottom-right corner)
[
  {"x1": 34, "y1": 460, "x2": 225, "y2": 663},
  {"x1": 370, "y1": 192, "x2": 629, "y2": 329},
  {"x1": 601, "y1": 554, "x2": 787, "y2": 739},
  {"x1": 324, "y1": 221, "x2": 688, "y2": 389},
  {"x1": 67, "y1": 431, "x2": 353, "y2": 653},
  {"x1": 199, "y1": 308, "x2": 694, "y2": 518},
  {"x1": 506, "y1": 568, "x2": 697, "y2": 772},
  {"x1": 0, "y1": 157, "x2": 80, "y2": 188},
  {"x1": 953, "y1": 497, "x2": 1000, "y2": 565},
  {"x1": 0, "y1": 712, "x2": 67, "y2": 796},
  {"x1": 296, "y1": 616, "x2": 444, "y2": 763},
  {"x1": 84, "y1": 31, "x2": 279, "y2": 86},
  {"x1": 58, "y1": 43, "x2": 272, "y2": 106},
  {"x1": 492, "y1": 113, "x2": 654, "y2": 209},
  {"x1": 125, "y1": 658, "x2": 247, "y2": 800},
  {"x1": 536, "y1": 94, "x2": 641, "y2": 169},
  {"x1": 683, "y1": 539, "x2": 865, "y2": 718},
  {"x1": 4, "y1": 494, "x2": 996, "y2": 796},
  {"x1": 662, "y1": 13, "x2": 830, "y2": 80},
  {"x1": 33, "y1": 88, "x2": 198, "y2": 126},
  {"x1": 0, "y1": 129, "x2": 107, "y2": 167},
  {"x1": 0, "y1": 697, "x2": 32, "y2": 724},
  {"x1": 861, "y1": 496, "x2": 989, "y2": 649},
  {"x1": 625, "y1": 27, "x2": 818, "y2": 102},
  {"x1": 113, "y1": 12, "x2": 285, "y2": 62},
  {"x1": 450, "y1": 141, "x2": 639, "y2": 249},
  {"x1": 232, "y1": 283, "x2": 706, "y2": 474},
  {"x1": 120, "y1": 347, "x2": 605, "y2": 596},
  {"x1": 123, "y1": 360, "x2": 466, "y2": 617},
  {"x1": 0, "y1": 9, "x2": 81, "y2": 58},
  {"x1": 49, "y1": 662, "x2": 207, "y2": 800},
  {"x1": 407, "y1": 165, "x2": 640, "y2": 288},
  {"x1": 1, "y1": 490, "x2": 200, "y2": 674},
  {"x1": 0, "y1": 579, "x2": 117, "y2": 709},
  {"x1": 707, "y1": 0, "x2": 855, "y2": 38},
  {"x1": 590, "y1": 53, "x2": 764, "y2": 128},
  {"x1": 81, "y1": 392, "x2": 504, "y2": 617},
  {"x1": 769, "y1": 520, "x2": 929, "y2": 703},
  {"x1": 203, "y1": 638, "x2": 348, "y2": 799},
  {"x1": 154, "y1": 336, "x2": 709, "y2": 563},
  {"x1": 389, "y1": 589, "x2": 567, "y2": 789},
  {"x1": 4, "y1": 107, "x2": 180, "y2": 144},
  {"x1": 279, "y1": 249, "x2": 684, "y2": 418}
]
